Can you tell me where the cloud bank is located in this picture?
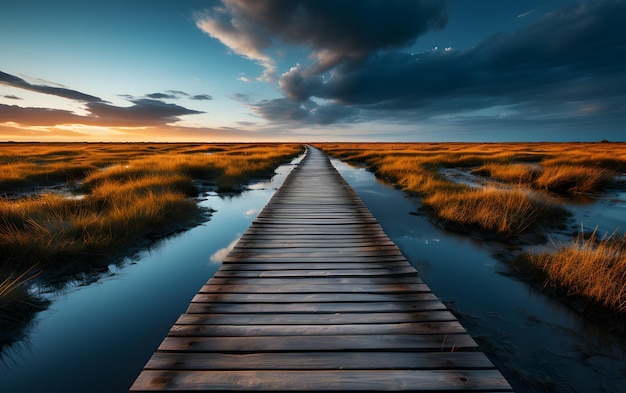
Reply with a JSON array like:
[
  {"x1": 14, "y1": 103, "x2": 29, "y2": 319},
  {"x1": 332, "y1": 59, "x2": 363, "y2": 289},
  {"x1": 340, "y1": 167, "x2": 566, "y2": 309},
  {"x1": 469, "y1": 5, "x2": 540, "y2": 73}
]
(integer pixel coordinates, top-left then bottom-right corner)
[
  {"x1": 198, "y1": 0, "x2": 626, "y2": 134},
  {"x1": 0, "y1": 71, "x2": 206, "y2": 128}
]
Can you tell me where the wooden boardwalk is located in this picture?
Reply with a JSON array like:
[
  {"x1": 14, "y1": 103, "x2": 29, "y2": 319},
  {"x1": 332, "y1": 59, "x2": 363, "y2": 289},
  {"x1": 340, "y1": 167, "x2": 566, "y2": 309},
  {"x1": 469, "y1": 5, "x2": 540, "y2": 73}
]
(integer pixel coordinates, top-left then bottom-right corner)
[{"x1": 130, "y1": 147, "x2": 513, "y2": 392}]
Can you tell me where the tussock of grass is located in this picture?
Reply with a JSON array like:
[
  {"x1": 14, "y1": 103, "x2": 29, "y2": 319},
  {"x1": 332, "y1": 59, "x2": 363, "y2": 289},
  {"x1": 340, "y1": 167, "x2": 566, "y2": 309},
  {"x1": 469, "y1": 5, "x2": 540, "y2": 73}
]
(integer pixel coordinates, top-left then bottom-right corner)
[
  {"x1": 526, "y1": 229, "x2": 626, "y2": 314},
  {"x1": 535, "y1": 165, "x2": 614, "y2": 194},
  {"x1": 424, "y1": 187, "x2": 557, "y2": 236},
  {"x1": 0, "y1": 191, "x2": 199, "y2": 270},
  {"x1": 471, "y1": 163, "x2": 540, "y2": 184}
]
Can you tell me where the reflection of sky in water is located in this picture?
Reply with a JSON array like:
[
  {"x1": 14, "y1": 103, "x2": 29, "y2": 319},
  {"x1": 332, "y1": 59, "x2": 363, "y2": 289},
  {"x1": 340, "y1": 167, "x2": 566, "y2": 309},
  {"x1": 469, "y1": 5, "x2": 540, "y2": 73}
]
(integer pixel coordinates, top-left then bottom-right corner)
[
  {"x1": 564, "y1": 189, "x2": 626, "y2": 235},
  {"x1": 210, "y1": 235, "x2": 240, "y2": 263}
]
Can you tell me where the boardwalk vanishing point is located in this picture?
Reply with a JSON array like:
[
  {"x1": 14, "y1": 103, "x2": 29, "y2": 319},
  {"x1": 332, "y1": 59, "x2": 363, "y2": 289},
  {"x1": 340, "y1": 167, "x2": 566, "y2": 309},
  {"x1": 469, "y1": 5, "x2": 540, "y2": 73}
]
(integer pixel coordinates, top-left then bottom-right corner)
[{"x1": 130, "y1": 147, "x2": 513, "y2": 392}]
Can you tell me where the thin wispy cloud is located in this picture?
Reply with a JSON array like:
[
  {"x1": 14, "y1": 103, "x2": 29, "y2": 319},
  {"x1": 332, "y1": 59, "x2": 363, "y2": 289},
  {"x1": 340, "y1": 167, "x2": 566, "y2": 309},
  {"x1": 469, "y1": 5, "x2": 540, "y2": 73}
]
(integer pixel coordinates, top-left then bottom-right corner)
[
  {"x1": 0, "y1": 71, "x2": 102, "y2": 103},
  {"x1": 0, "y1": 71, "x2": 205, "y2": 128},
  {"x1": 517, "y1": 7, "x2": 539, "y2": 18},
  {"x1": 145, "y1": 92, "x2": 179, "y2": 100},
  {"x1": 190, "y1": 94, "x2": 212, "y2": 101},
  {"x1": 144, "y1": 91, "x2": 212, "y2": 101}
]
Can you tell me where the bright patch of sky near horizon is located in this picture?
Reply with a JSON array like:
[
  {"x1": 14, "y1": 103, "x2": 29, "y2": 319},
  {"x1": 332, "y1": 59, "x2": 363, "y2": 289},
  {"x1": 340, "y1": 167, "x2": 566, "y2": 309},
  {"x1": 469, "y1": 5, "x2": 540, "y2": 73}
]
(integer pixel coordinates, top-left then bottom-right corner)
[{"x1": 0, "y1": 0, "x2": 624, "y2": 142}]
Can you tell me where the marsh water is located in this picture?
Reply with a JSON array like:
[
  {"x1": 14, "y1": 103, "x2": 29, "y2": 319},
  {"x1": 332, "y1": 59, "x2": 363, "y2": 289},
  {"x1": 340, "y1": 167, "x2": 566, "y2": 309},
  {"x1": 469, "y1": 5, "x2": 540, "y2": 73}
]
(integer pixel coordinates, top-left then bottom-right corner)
[{"x1": 1, "y1": 153, "x2": 625, "y2": 392}]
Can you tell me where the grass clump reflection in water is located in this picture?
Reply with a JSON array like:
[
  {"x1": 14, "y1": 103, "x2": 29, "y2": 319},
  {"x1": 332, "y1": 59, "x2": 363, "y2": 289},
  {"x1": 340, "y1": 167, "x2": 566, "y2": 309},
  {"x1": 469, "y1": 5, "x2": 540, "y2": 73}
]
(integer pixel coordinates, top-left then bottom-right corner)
[
  {"x1": 315, "y1": 142, "x2": 626, "y2": 318},
  {"x1": 0, "y1": 142, "x2": 304, "y2": 349}
]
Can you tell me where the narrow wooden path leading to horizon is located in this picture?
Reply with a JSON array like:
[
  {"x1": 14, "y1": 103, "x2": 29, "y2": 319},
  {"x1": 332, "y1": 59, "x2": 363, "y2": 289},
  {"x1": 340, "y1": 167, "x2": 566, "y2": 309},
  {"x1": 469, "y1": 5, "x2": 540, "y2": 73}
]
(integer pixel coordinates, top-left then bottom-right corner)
[{"x1": 130, "y1": 147, "x2": 513, "y2": 392}]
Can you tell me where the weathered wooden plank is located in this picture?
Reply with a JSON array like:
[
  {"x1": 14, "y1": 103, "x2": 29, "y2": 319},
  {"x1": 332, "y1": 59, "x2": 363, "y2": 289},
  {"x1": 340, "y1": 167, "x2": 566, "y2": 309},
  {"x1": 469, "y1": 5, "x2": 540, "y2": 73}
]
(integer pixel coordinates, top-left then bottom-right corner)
[
  {"x1": 225, "y1": 249, "x2": 407, "y2": 264},
  {"x1": 190, "y1": 292, "x2": 438, "y2": 303},
  {"x1": 230, "y1": 245, "x2": 401, "y2": 253},
  {"x1": 175, "y1": 310, "x2": 459, "y2": 325},
  {"x1": 222, "y1": 255, "x2": 408, "y2": 263},
  {"x1": 226, "y1": 250, "x2": 404, "y2": 258},
  {"x1": 185, "y1": 300, "x2": 447, "y2": 314},
  {"x1": 239, "y1": 233, "x2": 390, "y2": 239},
  {"x1": 157, "y1": 333, "x2": 477, "y2": 352},
  {"x1": 131, "y1": 369, "x2": 512, "y2": 392},
  {"x1": 235, "y1": 239, "x2": 397, "y2": 247},
  {"x1": 255, "y1": 213, "x2": 376, "y2": 219},
  {"x1": 199, "y1": 283, "x2": 431, "y2": 293},
  {"x1": 218, "y1": 262, "x2": 411, "y2": 271},
  {"x1": 212, "y1": 267, "x2": 418, "y2": 278},
  {"x1": 204, "y1": 276, "x2": 424, "y2": 285},
  {"x1": 242, "y1": 227, "x2": 386, "y2": 234},
  {"x1": 143, "y1": 351, "x2": 494, "y2": 370},
  {"x1": 167, "y1": 321, "x2": 467, "y2": 337},
  {"x1": 225, "y1": 253, "x2": 407, "y2": 260}
]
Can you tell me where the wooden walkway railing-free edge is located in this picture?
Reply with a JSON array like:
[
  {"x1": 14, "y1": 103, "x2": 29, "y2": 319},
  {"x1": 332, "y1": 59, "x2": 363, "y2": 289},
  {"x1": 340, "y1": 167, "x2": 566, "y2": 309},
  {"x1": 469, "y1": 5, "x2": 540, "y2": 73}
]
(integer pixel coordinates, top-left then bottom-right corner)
[{"x1": 130, "y1": 146, "x2": 513, "y2": 392}]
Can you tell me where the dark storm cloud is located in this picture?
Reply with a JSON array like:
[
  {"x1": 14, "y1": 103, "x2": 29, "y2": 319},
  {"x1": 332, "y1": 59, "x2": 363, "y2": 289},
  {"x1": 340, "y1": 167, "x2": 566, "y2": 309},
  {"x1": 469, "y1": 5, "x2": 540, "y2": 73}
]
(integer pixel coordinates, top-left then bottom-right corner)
[
  {"x1": 0, "y1": 70, "x2": 103, "y2": 102},
  {"x1": 269, "y1": 1, "x2": 626, "y2": 127},
  {"x1": 240, "y1": 0, "x2": 447, "y2": 61},
  {"x1": 196, "y1": 0, "x2": 447, "y2": 77},
  {"x1": 251, "y1": 98, "x2": 358, "y2": 125}
]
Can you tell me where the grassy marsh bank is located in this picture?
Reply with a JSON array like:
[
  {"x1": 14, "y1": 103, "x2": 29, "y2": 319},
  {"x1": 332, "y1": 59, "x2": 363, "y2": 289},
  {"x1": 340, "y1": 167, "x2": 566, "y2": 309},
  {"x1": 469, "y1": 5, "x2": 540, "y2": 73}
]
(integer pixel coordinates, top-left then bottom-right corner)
[
  {"x1": 0, "y1": 142, "x2": 304, "y2": 348},
  {"x1": 515, "y1": 229, "x2": 626, "y2": 321},
  {"x1": 315, "y1": 142, "x2": 626, "y2": 319}
]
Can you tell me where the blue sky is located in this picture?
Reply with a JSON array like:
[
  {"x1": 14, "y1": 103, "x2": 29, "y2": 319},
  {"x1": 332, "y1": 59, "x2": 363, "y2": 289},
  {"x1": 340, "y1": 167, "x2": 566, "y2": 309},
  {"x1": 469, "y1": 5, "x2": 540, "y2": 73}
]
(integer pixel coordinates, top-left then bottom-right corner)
[{"x1": 0, "y1": 0, "x2": 624, "y2": 142}]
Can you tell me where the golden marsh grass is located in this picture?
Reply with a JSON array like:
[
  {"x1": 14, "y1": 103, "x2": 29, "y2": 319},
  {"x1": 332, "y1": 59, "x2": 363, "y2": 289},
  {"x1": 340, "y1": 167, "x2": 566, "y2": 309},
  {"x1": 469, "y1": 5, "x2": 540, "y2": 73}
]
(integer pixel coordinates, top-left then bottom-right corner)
[
  {"x1": 0, "y1": 142, "x2": 303, "y2": 331},
  {"x1": 315, "y1": 142, "x2": 626, "y2": 316},
  {"x1": 315, "y1": 142, "x2": 625, "y2": 237},
  {"x1": 0, "y1": 143, "x2": 303, "y2": 268},
  {"x1": 526, "y1": 229, "x2": 626, "y2": 314}
]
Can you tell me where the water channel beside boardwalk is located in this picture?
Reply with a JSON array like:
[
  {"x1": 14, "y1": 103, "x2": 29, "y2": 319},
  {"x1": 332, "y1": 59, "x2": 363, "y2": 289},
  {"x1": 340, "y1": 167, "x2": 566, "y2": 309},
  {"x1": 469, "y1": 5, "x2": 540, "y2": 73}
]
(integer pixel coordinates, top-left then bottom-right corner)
[
  {"x1": 0, "y1": 152, "x2": 624, "y2": 393},
  {"x1": 332, "y1": 158, "x2": 626, "y2": 393}
]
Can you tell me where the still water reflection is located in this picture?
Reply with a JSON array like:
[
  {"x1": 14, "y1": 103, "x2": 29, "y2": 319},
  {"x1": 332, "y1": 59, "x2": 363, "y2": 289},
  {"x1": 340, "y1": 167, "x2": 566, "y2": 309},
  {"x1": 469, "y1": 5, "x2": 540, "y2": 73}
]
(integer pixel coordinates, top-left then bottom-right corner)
[{"x1": 1, "y1": 153, "x2": 624, "y2": 393}]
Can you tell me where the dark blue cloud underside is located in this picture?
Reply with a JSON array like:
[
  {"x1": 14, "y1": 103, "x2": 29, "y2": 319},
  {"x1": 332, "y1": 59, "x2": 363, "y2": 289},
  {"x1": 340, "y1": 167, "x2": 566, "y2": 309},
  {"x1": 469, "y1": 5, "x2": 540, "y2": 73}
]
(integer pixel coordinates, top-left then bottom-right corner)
[{"x1": 245, "y1": 0, "x2": 626, "y2": 129}]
